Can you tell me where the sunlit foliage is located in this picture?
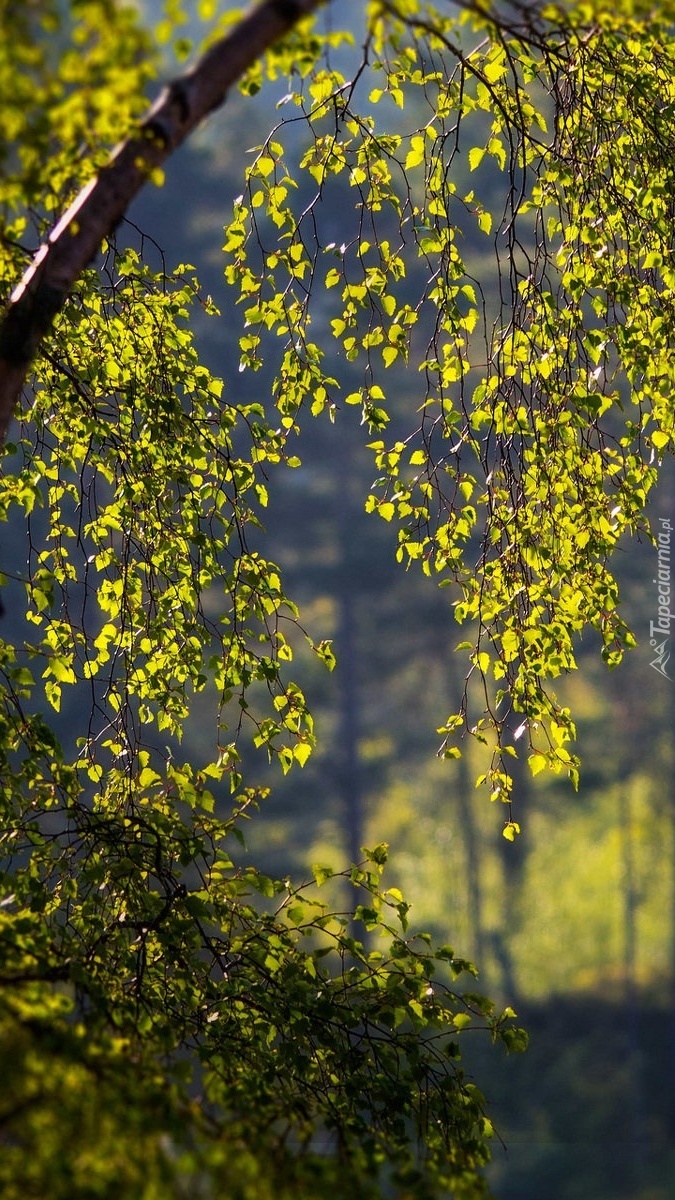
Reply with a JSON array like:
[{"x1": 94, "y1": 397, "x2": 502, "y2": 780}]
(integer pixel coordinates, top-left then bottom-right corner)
[
  {"x1": 1, "y1": 0, "x2": 673, "y2": 1195},
  {"x1": 223, "y1": 0, "x2": 675, "y2": 825}
]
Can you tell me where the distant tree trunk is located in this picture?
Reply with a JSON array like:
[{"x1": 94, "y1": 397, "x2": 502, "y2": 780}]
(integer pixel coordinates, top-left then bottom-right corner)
[
  {"x1": 619, "y1": 781, "x2": 638, "y2": 993},
  {"x1": 612, "y1": 683, "x2": 647, "y2": 1188},
  {"x1": 334, "y1": 424, "x2": 371, "y2": 878},
  {"x1": 0, "y1": 0, "x2": 326, "y2": 444},
  {"x1": 490, "y1": 718, "x2": 530, "y2": 1001},
  {"x1": 337, "y1": 586, "x2": 364, "y2": 870},
  {"x1": 449, "y1": 671, "x2": 485, "y2": 966},
  {"x1": 623, "y1": 797, "x2": 648, "y2": 1187}
]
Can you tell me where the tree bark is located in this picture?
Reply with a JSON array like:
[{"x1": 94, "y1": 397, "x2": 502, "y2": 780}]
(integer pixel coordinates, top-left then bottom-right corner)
[{"x1": 0, "y1": 0, "x2": 326, "y2": 446}]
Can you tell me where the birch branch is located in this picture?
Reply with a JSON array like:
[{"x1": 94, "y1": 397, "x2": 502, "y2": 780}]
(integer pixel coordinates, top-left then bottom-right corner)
[{"x1": 0, "y1": 0, "x2": 326, "y2": 445}]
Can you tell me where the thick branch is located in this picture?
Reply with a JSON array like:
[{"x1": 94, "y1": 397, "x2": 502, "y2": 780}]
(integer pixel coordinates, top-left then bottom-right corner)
[{"x1": 0, "y1": 0, "x2": 325, "y2": 445}]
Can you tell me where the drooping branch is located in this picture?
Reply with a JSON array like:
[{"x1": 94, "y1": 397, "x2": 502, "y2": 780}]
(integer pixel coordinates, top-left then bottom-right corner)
[{"x1": 0, "y1": 0, "x2": 326, "y2": 446}]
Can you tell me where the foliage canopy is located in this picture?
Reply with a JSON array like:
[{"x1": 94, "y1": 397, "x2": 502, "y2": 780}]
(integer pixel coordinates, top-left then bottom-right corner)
[{"x1": 1, "y1": 0, "x2": 674, "y2": 1195}]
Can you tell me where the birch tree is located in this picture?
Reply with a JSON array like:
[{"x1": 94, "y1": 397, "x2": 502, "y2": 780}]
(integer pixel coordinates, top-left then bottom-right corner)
[{"x1": 1, "y1": 0, "x2": 674, "y2": 1195}]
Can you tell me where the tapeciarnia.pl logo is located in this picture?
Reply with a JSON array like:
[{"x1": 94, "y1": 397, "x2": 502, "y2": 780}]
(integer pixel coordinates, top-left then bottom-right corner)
[{"x1": 650, "y1": 517, "x2": 673, "y2": 680}]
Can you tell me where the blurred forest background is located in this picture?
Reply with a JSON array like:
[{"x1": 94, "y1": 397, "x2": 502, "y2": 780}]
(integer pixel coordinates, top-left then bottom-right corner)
[{"x1": 13, "y1": 1, "x2": 675, "y2": 1195}]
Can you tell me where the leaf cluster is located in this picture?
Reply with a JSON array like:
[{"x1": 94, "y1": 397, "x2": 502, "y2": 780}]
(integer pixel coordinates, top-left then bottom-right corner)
[{"x1": 220, "y1": 0, "x2": 675, "y2": 829}]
